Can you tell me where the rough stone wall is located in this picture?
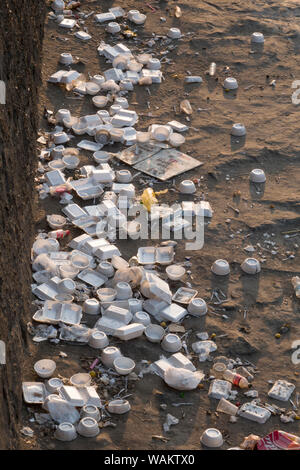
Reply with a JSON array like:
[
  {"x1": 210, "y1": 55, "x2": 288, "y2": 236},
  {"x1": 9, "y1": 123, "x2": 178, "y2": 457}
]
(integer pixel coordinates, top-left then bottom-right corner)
[{"x1": 0, "y1": 0, "x2": 45, "y2": 449}]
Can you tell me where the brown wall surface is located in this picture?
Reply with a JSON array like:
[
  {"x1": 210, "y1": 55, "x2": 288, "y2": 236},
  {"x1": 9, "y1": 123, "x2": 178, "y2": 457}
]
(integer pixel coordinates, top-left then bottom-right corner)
[{"x1": 0, "y1": 0, "x2": 45, "y2": 449}]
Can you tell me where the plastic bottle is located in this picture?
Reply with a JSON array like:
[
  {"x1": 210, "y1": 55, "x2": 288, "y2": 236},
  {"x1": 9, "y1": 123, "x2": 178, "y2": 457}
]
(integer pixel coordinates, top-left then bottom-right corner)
[
  {"x1": 223, "y1": 369, "x2": 249, "y2": 388},
  {"x1": 209, "y1": 62, "x2": 216, "y2": 77},
  {"x1": 48, "y1": 230, "x2": 70, "y2": 239}
]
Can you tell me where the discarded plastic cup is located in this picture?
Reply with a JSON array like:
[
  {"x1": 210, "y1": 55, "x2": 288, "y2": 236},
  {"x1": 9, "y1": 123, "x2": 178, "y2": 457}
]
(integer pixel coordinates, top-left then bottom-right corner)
[
  {"x1": 83, "y1": 298, "x2": 100, "y2": 315},
  {"x1": 116, "y1": 282, "x2": 133, "y2": 300},
  {"x1": 216, "y1": 398, "x2": 238, "y2": 416},
  {"x1": 101, "y1": 346, "x2": 122, "y2": 368},
  {"x1": 211, "y1": 259, "x2": 230, "y2": 276},
  {"x1": 161, "y1": 334, "x2": 182, "y2": 353},
  {"x1": 179, "y1": 180, "x2": 196, "y2": 194},
  {"x1": 200, "y1": 428, "x2": 223, "y2": 448},
  {"x1": 133, "y1": 311, "x2": 151, "y2": 326},
  {"x1": 54, "y1": 422, "x2": 77, "y2": 442},
  {"x1": 187, "y1": 298, "x2": 207, "y2": 316},
  {"x1": 251, "y1": 32, "x2": 264, "y2": 44},
  {"x1": 113, "y1": 356, "x2": 135, "y2": 375},
  {"x1": 249, "y1": 169, "x2": 266, "y2": 183},
  {"x1": 70, "y1": 373, "x2": 91, "y2": 388},
  {"x1": 77, "y1": 417, "x2": 99, "y2": 437},
  {"x1": 241, "y1": 258, "x2": 261, "y2": 275},
  {"x1": 211, "y1": 362, "x2": 227, "y2": 379},
  {"x1": 145, "y1": 324, "x2": 165, "y2": 343},
  {"x1": 231, "y1": 123, "x2": 246, "y2": 137},
  {"x1": 34, "y1": 359, "x2": 56, "y2": 379},
  {"x1": 80, "y1": 404, "x2": 100, "y2": 422},
  {"x1": 88, "y1": 330, "x2": 109, "y2": 349},
  {"x1": 223, "y1": 77, "x2": 238, "y2": 90}
]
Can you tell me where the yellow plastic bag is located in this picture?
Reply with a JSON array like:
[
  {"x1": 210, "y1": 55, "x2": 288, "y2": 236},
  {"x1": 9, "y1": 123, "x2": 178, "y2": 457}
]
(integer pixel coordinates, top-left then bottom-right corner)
[{"x1": 141, "y1": 188, "x2": 168, "y2": 212}]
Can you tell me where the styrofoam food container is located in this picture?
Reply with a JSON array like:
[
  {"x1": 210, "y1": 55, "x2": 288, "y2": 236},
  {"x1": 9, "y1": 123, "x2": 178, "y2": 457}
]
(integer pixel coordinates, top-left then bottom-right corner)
[
  {"x1": 88, "y1": 330, "x2": 109, "y2": 349},
  {"x1": 47, "y1": 214, "x2": 67, "y2": 229},
  {"x1": 251, "y1": 32, "x2": 264, "y2": 43},
  {"x1": 223, "y1": 77, "x2": 238, "y2": 90},
  {"x1": 80, "y1": 404, "x2": 100, "y2": 422},
  {"x1": 62, "y1": 155, "x2": 80, "y2": 169},
  {"x1": 116, "y1": 169, "x2": 132, "y2": 183},
  {"x1": 97, "y1": 261, "x2": 114, "y2": 277},
  {"x1": 166, "y1": 264, "x2": 186, "y2": 281},
  {"x1": 46, "y1": 377, "x2": 63, "y2": 393},
  {"x1": 161, "y1": 334, "x2": 182, "y2": 353},
  {"x1": 71, "y1": 253, "x2": 90, "y2": 270},
  {"x1": 133, "y1": 311, "x2": 151, "y2": 326},
  {"x1": 116, "y1": 282, "x2": 132, "y2": 300},
  {"x1": 144, "y1": 324, "x2": 165, "y2": 343},
  {"x1": 200, "y1": 428, "x2": 223, "y2": 448},
  {"x1": 34, "y1": 359, "x2": 56, "y2": 378},
  {"x1": 241, "y1": 258, "x2": 261, "y2": 274},
  {"x1": 179, "y1": 180, "x2": 196, "y2": 194},
  {"x1": 211, "y1": 259, "x2": 230, "y2": 275},
  {"x1": 83, "y1": 298, "x2": 100, "y2": 315},
  {"x1": 59, "y1": 264, "x2": 79, "y2": 280},
  {"x1": 77, "y1": 417, "x2": 99, "y2": 437},
  {"x1": 188, "y1": 298, "x2": 207, "y2": 316},
  {"x1": 54, "y1": 422, "x2": 77, "y2": 441},
  {"x1": 113, "y1": 356, "x2": 135, "y2": 375},
  {"x1": 101, "y1": 346, "x2": 122, "y2": 368},
  {"x1": 97, "y1": 288, "x2": 116, "y2": 302},
  {"x1": 107, "y1": 399, "x2": 131, "y2": 414},
  {"x1": 70, "y1": 373, "x2": 91, "y2": 388},
  {"x1": 169, "y1": 133, "x2": 185, "y2": 147},
  {"x1": 249, "y1": 168, "x2": 266, "y2": 183},
  {"x1": 231, "y1": 123, "x2": 246, "y2": 137},
  {"x1": 58, "y1": 278, "x2": 76, "y2": 294}
]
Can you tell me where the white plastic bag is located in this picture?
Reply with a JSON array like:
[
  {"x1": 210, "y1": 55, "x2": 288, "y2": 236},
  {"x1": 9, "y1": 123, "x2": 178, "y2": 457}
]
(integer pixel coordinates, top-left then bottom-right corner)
[{"x1": 164, "y1": 367, "x2": 204, "y2": 391}]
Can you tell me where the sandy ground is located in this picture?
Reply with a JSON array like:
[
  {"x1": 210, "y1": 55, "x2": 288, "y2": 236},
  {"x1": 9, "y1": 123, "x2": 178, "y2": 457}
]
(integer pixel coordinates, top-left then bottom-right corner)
[{"x1": 21, "y1": 0, "x2": 299, "y2": 450}]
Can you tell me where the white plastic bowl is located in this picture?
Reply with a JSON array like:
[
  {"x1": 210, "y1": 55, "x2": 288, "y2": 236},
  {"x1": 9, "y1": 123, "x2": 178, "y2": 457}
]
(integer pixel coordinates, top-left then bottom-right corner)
[
  {"x1": 101, "y1": 347, "x2": 122, "y2": 368},
  {"x1": 59, "y1": 53, "x2": 73, "y2": 65},
  {"x1": 92, "y1": 95, "x2": 109, "y2": 109},
  {"x1": 62, "y1": 155, "x2": 80, "y2": 169},
  {"x1": 145, "y1": 324, "x2": 165, "y2": 343},
  {"x1": 161, "y1": 334, "x2": 182, "y2": 353},
  {"x1": 97, "y1": 288, "x2": 116, "y2": 303},
  {"x1": 83, "y1": 298, "x2": 100, "y2": 315},
  {"x1": 211, "y1": 259, "x2": 230, "y2": 276},
  {"x1": 92, "y1": 75, "x2": 105, "y2": 86},
  {"x1": 188, "y1": 298, "x2": 207, "y2": 316},
  {"x1": 200, "y1": 428, "x2": 223, "y2": 448},
  {"x1": 231, "y1": 123, "x2": 246, "y2": 137},
  {"x1": 34, "y1": 359, "x2": 56, "y2": 378},
  {"x1": 116, "y1": 282, "x2": 132, "y2": 300},
  {"x1": 47, "y1": 214, "x2": 67, "y2": 230},
  {"x1": 107, "y1": 399, "x2": 131, "y2": 414},
  {"x1": 113, "y1": 356, "x2": 135, "y2": 375},
  {"x1": 249, "y1": 168, "x2": 266, "y2": 183},
  {"x1": 152, "y1": 125, "x2": 171, "y2": 142},
  {"x1": 48, "y1": 159, "x2": 66, "y2": 171},
  {"x1": 98, "y1": 261, "x2": 114, "y2": 277},
  {"x1": 46, "y1": 377, "x2": 63, "y2": 393},
  {"x1": 116, "y1": 170, "x2": 132, "y2": 183},
  {"x1": 93, "y1": 150, "x2": 110, "y2": 164},
  {"x1": 106, "y1": 22, "x2": 121, "y2": 34},
  {"x1": 169, "y1": 133, "x2": 185, "y2": 147},
  {"x1": 71, "y1": 253, "x2": 90, "y2": 270},
  {"x1": 32, "y1": 238, "x2": 59, "y2": 256},
  {"x1": 88, "y1": 330, "x2": 109, "y2": 349},
  {"x1": 59, "y1": 264, "x2": 79, "y2": 280},
  {"x1": 130, "y1": 12, "x2": 146, "y2": 25},
  {"x1": 58, "y1": 278, "x2": 76, "y2": 294},
  {"x1": 241, "y1": 258, "x2": 261, "y2": 275},
  {"x1": 166, "y1": 265, "x2": 186, "y2": 281},
  {"x1": 114, "y1": 97, "x2": 129, "y2": 109},
  {"x1": 77, "y1": 417, "x2": 99, "y2": 438},
  {"x1": 179, "y1": 180, "x2": 196, "y2": 194},
  {"x1": 70, "y1": 373, "x2": 91, "y2": 388},
  {"x1": 55, "y1": 108, "x2": 71, "y2": 122},
  {"x1": 80, "y1": 404, "x2": 100, "y2": 422},
  {"x1": 147, "y1": 58, "x2": 161, "y2": 70},
  {"x1": 133, "y1": 311, "x2": 151, "y2": 326},
  {"x1": 85, "y1": 82, "x2": 100, "y2": 96},
  {"x1": 251, "y1": 32, "x2": 264, "y2": 44},
  {"x1": 167, "y1": 28, "x2": 181, "y2": 39},
  {"x1": 54, "y1": 422, "x2": 77, "y2": 441},
  {"x1": 223, "y1": 77, "x2": 238, "y2": 90}
]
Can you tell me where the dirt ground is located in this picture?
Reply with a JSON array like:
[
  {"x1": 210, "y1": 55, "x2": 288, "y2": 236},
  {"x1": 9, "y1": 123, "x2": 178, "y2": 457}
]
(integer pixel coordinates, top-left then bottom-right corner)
[{"x1": 20, "y1": 0, "x2": 299, "y2": 450}]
